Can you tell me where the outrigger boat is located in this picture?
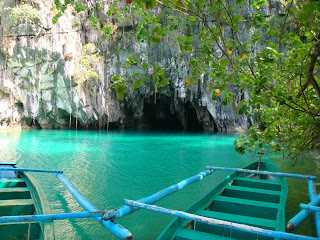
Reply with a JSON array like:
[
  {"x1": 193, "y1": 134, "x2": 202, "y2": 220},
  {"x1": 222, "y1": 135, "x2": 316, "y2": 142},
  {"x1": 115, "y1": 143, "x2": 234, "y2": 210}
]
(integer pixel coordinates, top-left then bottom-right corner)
[
  {"x1": 0, "y1": 162, "x2": 54, "y2": 240},
  {"x1": 0, "y1": 159, "x2": 319, "y2": 240}
]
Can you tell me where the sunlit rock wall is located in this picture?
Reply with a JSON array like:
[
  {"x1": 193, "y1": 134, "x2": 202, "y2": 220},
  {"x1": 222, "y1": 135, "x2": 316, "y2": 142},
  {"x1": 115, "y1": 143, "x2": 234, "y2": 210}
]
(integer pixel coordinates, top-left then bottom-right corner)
[{"x1": 0, "y1": 0, "x2": 280, "y2": 131}]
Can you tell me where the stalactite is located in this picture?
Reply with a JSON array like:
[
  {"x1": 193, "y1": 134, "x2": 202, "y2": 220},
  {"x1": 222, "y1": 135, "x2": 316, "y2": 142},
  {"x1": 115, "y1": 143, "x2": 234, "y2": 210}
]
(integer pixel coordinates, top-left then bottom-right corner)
[
  {"x1": 10, "y1": 88, "x2": 14, "y2": 124},
  {"x1": 76, "y1": 101, "x2": 78, "y2": 130},
  {"x1": 69, "y1": 78, "x2": 72, "y2": 130},
  {"x1": 32, "y1": 50, "x2": 37, "y2": 126},
  {"x1": 37, "y1": 50, "x2": 42, "y2": 124}
]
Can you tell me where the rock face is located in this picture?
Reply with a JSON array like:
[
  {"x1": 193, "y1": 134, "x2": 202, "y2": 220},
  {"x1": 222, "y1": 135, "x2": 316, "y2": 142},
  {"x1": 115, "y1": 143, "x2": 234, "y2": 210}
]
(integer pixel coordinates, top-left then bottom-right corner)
[{"x1": 0, "y1": 0, "x2": 281, "y2": 132}]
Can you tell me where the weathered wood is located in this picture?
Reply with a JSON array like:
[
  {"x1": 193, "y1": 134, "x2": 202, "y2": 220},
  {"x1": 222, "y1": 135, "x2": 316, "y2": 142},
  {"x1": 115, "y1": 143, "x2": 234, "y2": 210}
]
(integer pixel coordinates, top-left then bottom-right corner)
[
  {"x1": 206, "y1": 166, "x2": 316, "y2": 180},
  {"x1": 0, "y1": 187, "x2": 30, "y2": 193},
  {"x1": 0, "y1": 199, "x2": 34, "y2": 207},
  {"x1": 0, "y1": 211, "x2": 106, "y2": 223}
]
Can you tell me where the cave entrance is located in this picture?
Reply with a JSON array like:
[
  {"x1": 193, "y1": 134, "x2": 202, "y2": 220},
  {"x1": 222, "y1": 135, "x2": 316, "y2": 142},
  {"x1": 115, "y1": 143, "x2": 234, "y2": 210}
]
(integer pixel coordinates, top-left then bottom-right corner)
[
  {"x1": 185, "y1": 102, "x2": 204, "y2": 131},
  {"x1": 142, "y1": 102, "x2": 183, "y2": 130}
]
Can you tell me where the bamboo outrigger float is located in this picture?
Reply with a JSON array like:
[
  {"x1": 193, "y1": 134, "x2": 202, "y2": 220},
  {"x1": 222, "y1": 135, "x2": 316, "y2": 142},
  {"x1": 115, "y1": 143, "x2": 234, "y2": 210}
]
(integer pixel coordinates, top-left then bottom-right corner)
[{"x1": 0, "y1": 160, "x2": 319, "y2": 240}]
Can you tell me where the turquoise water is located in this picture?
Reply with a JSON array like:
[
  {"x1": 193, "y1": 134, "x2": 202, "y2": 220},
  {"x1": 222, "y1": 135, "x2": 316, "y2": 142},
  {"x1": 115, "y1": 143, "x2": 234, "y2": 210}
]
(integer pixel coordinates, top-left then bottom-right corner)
[{"x1": 0, "y1": 130, "x2": 318, "y2": 239}]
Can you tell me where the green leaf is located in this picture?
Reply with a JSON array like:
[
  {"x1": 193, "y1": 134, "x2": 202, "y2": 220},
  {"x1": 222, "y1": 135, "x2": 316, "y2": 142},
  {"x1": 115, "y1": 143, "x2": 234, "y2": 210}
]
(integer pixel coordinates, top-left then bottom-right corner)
[
  {"x1": 236, "y1": 0, "x2": 244, "y2": 5},
  {"x1": 145, "y1": 1, "x2": 152, "y2": 9},
  {"x1": 131, "y1": 72, "x2": 140, "y2": 78},
  {"x1": 183, "y1": 45, "x2": 193, "y2": 52},
  {"x1": 132, "y1": 56, "x2": 139, "y2": 62},
  {"x1": 232, "y1": 15, "x2": 243, "y2": 22},
  {"x1": 234, "y1": 24, "x2": 239, "y2": 32},
  {"x1": 117, "y1": 93, "x2": 124, "y2": 100},
  {"x1": 207, "y1": 6, "x2": 218, "y2": 13},
  {"x1": 190, "y1": 16, "x2": 196, "y2": 22},
  {"x1": 157, "y1": 68, "x2": 165, "y2": 74},
  {"x1": 74, "y1": 3, "x2": 86, "y2": 12},
  {"x1": 185, "y1": 36, "x2": 193, "y2": 44},
  {"x1": 133, "y1": 81, "x2": 142, "y2": 89},
  {"x1": 170, "y1": 24, "x2": 178, "y2": 30},
  {"x1": 142, "y1": 77, "x2": 149, "y2": 82},
  {"x1": 151, "y1": 36, "x2": 161, "y2": 44},
  {"x1": 142, "y1": 63, "x2": 148, "y2": 69},
  {"x1": 212, "y1": 94, "x2": 218, "y2": 100}
]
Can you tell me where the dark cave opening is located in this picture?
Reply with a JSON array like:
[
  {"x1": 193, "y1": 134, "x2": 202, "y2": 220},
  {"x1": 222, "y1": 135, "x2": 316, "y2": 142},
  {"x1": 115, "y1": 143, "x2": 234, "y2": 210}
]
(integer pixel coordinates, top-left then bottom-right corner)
[
  {"x1": 140, "y1": 99, "x2": 204, "y2": 131},
  {"x1": 185, "y1": 102, "x2": 204, "y2": 131},
  {"x1": 25, "y1": 117, "x2": 41, "y2": 129},
  {"x1": 142, "y1": 103, "x2": 183, "y2": 130}
]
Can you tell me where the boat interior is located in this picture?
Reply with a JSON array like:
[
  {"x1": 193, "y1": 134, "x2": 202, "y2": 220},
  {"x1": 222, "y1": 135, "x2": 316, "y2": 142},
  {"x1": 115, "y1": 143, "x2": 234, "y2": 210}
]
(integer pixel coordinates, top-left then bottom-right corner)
[
  {"x1": 176, "y1": 169, "x2": 284, "y2": 240},
  {"x1": 0, "y1": 163, "x2": 43, "y2": 240}
]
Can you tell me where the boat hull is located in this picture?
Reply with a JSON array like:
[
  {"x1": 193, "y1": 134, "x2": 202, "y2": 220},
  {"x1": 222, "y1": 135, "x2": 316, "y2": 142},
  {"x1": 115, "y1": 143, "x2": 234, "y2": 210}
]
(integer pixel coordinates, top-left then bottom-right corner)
[
  {"x1": 157, "y1": 161, "x2": 287, "y2": 240},
  {"x1": 0, "y1": 164, "x2": 54, "y2": 240}
]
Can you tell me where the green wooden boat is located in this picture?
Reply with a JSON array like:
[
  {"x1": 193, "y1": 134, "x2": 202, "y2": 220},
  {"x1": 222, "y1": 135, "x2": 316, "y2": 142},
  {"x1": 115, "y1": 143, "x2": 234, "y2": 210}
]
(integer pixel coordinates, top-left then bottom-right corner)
[
  {"x1": 157, "y1": 161, "x2": 287, "y2": 240},
  {"x1": 0, "y1": 163, "x2": 54, "y2": 240}
]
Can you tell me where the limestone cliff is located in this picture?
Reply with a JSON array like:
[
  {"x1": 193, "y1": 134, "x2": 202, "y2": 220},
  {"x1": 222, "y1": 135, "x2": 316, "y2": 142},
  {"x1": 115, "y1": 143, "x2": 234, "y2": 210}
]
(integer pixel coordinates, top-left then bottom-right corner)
[{"x1": 0, "y1": 0, "x2": 281, "y2": 131}]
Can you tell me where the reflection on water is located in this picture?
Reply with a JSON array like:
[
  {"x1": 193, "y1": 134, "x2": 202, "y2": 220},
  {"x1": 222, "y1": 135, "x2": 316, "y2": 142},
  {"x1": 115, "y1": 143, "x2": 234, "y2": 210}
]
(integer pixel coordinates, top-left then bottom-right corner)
[
  {"x1": 0, "y1": 130, "x2": 318, "y2": 239},
  {"x1": 0, "y1": 131, "x2": 21, "y2": 163}
]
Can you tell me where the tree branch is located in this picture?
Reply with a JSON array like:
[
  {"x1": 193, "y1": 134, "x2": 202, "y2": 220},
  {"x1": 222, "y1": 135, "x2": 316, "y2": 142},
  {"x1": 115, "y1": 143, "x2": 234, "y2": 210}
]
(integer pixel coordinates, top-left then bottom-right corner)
[{"x1": 297, "y1": 34, "x2": 320, "y2": 100}]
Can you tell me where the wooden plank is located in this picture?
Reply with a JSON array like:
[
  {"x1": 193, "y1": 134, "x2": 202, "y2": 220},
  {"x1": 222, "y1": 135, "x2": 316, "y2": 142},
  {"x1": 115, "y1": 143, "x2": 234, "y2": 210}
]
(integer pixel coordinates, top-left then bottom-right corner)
[
  {"x1": 0, "y1": 187, "x2": 31, "y2": 200},
  {"x1": 226, "y1": 185, "x2": 281, "y2": 196},
  {"x1": 210, "y1": 196, "x2": 279, "y2": 220},
  {"x1": 214, "y1": 196, "x2": 279, "y2": 209},
  {"x1": 0, "y1": 187, "x2": 30, "y2": 193},
  {"x1": 196, "y1": 210, "x2": 277, "y2": 230},
  {"x1": 236, "y1": 177, "x2": 281, "y2": 185},
  {"x1": 175, "y1": 228, "x2": 236, "y2": 240},
  {"x1": 233, "y1": 177, "x2": 281, "y2": 191},
  {"x1": 0, "y1": 178, "x2": 27, "y2": 188},
  {"x1": 222, "y1": 185, "x2": 281, "y2": 203},
  {"x1": 0, "y1": 199, "x2": 34, "y2": 207},
  {"x1": 0, "y1": 179, "x2": 25, "y2": 183}
]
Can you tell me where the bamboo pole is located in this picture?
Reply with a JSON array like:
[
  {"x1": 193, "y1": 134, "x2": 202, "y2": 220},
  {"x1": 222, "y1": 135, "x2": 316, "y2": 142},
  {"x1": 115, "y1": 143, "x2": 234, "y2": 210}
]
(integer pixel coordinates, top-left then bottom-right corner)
[
  {"x1": 0, "y1": 168, "x2": 62, "y2": 174},
  {"x1": 205, "y1": 166, "x2": 316, "y2": 180},
  {"x1": 0, "y1": 211, "x2": 105, "y2": 223},
  {"x1": 103, "y1": 170, "x2": 213, "y2": 220},
  {"x1": 56, "y1": 173, "x2": 132, "y2": 240},
  {"x1": 124, "y1": 200, "x2": 318, "y2": 240}
]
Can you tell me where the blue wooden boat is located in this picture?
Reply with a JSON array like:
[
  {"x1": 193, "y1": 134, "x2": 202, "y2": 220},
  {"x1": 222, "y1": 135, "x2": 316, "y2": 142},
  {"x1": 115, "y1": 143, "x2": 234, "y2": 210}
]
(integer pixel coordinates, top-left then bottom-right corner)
[
  {"x1": 0, "y1": 162, "x2": 54, "y2": 240},
  {"x1": 157, "y1": 161, "x2": 287, "y2": 240}
]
